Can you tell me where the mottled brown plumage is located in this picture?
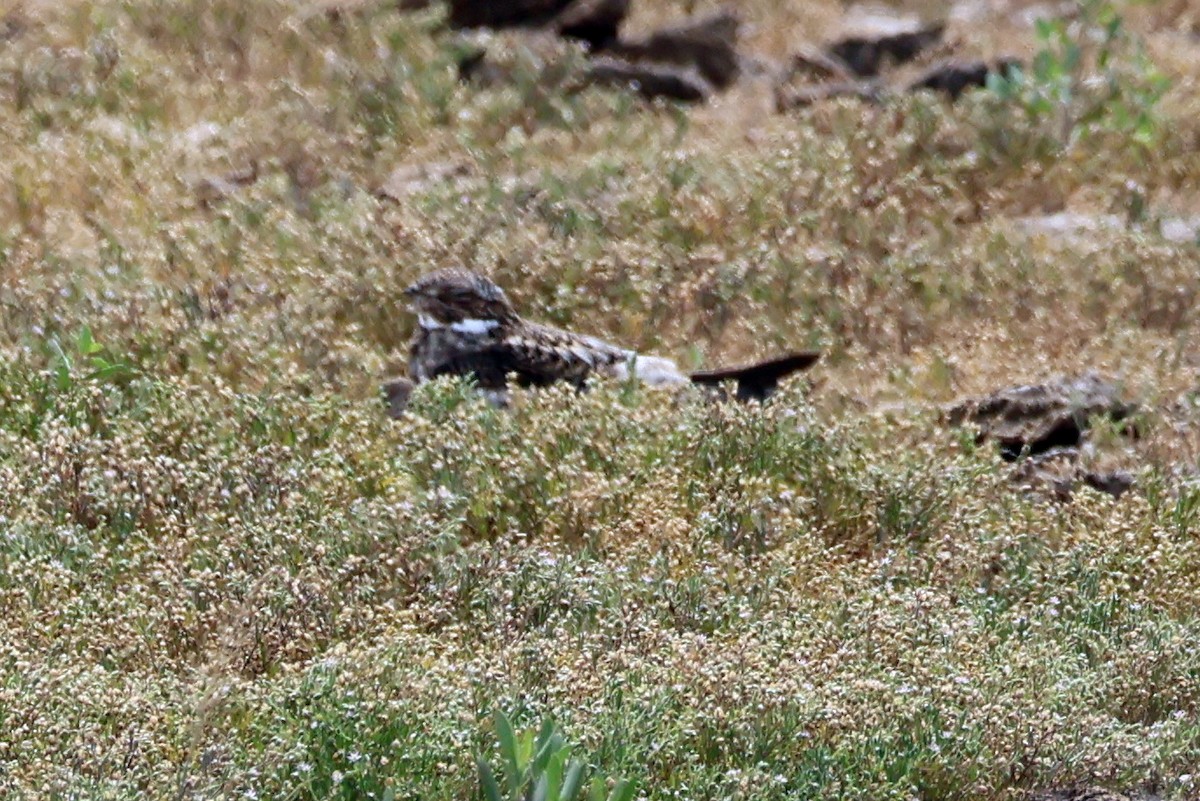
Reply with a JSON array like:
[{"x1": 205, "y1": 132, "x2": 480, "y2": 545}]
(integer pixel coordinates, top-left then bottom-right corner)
[
  {"x1": 402, "y1": 268, "x2": 819, "y2": 406},
  {"x1": 404, "y1": 269, "x2": 686, "y2": 399}
]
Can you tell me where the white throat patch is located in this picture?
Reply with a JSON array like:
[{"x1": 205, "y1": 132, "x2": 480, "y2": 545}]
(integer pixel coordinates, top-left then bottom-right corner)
[
  {"x1": 449, "y1": 318, "x2": 501, "y2": 335},
  {"x1": 417, "y1": 315, "x2": 501, "y2": 335}
]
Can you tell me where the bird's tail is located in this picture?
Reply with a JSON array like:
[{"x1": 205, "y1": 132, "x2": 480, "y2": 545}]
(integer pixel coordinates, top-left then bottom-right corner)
[{"x1": 690, "y1": 351, "x2": 821, "y2": 402}]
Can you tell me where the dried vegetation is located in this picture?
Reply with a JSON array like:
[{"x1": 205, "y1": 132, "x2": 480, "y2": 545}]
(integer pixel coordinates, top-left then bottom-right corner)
[{"x1": 0, "y1": 0, "x2": 1199, "y2": 799}]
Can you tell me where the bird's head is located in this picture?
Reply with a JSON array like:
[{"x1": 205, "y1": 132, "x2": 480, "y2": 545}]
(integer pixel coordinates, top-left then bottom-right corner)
[{"x1": 403, "y1": 269, "x2": 518, "y2": 333}]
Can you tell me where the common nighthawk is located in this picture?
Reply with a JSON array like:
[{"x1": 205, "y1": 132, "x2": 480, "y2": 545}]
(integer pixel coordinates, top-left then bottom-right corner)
[{"x1": 392, "y1": 267, "x2": 818, "y2": 412}]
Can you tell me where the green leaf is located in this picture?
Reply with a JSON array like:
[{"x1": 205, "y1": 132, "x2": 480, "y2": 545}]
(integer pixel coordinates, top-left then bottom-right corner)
[
  {"x1": 606, "y1": 780, "x2": 637, "y2": 801},
  {"x1": 985, "y1": 71, "x2": 1010, "y2": 98},
  {"x1": 532, "y1": 773, "x2": 550, "y2": 801},
  {"x1": 535, "y1": 717, "x2": 556, "y2": 748},
  {"x1": 531, "y1": 719, "x2": 558, "y2": 775},
  {"x1": 517, "y1": 727, "x2": 536, "y2": 772},
  {"x1": 1105, "y1": 14, "x2": 1122, "y2": 39},
  {"x1": 560, "y1": 761, "x2": 586, "y2": 800},
  {"x1": 494, "y1": 711, "x2": 521, "y2": 794},
  {"x1": 49, "y1": 338, "x2": 72, "y2": 391},
  {"x1": 77, "y1": 325, "x2": 103, "y2": 355},
  {"x1": 1033, "y1": 51, "x2": 1055, "y2": 83},
  {"x1": 588, "y1": 777, "x2": 608, "y2": 801},
  {"x1": 1029, "y1": 95, "x2": 1054, "y2": 116},
  {"x1": 83, "y1": 364, "x2": 124, "y2": 383},
  {"x1": 531, "y1": 731, "x2": 562, "y2": 776},
  {"x1": 1063, "y1": 42, "x2": 1081, "y2": 73},
  {"x1": 541, "y1": 751, "x2": 565, "y2": 801},
  {"x1": 477, "y1": 757, "x2": 504, "y2": 801},
  {"x1": 1133, "y1": 113, "x2": 1156, "y2": 145}
]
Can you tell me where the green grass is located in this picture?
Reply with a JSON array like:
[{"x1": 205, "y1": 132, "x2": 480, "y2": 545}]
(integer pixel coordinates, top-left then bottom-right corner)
[{"x1": 1, "y1": 0, "x2": 1199, "y2": 799}]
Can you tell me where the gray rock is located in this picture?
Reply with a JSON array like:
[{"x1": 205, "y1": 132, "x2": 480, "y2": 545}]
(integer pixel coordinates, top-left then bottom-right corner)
[
  {"x1": 585, "y1": 57, "x2": 714, "y2": 102},
  {"x1": 606, "y1": 10, "x2": 742, "y2": 89},
  {"x1": 826, "y1": 22, "x2": 945, "y2": 77},
  {"x1": 383, "y1": 377, "x2": 415, "y2": 419},
  {"x1": 907, "y1": 57, "x2": 1022, "y2": 99},
  {"x1": 946, "y1": 372, "x2": 1139, "y2": 461},
  {"x1": 554, "y1": 0, "x2": 630, "y2": 50}
]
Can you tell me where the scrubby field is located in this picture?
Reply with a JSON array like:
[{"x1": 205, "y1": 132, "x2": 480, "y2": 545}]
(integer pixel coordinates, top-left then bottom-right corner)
[{"x1": 1, "y1": 0, "x2": 1199, "y2": 798}]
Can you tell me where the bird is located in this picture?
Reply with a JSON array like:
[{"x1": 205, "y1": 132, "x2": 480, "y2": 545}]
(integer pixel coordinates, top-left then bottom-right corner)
[{"x1": 393, "y1": 267, "x2": 818, "y2": 412}]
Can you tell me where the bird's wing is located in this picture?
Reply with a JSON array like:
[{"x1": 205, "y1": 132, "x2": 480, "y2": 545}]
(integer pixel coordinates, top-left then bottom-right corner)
[
  {"x1": 414, "y1": 323, "x2": 687, "y2": 390},
  {"x1": 497, "y1": 323, "x2": 631, "y2": 387}
]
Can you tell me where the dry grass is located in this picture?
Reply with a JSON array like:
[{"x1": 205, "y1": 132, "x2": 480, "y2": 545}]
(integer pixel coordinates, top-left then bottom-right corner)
[{"x1": 0, "y1": 0, "x2": 1198, "y2": 799}]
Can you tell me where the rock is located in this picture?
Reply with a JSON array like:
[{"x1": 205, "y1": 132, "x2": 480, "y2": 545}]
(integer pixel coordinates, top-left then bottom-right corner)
[
  {"x1": 377, "y1": 159, "x2": 473, "y2": 202},
  {"x1": 784, "y1": 45, "x2": 858, "y2": 83},
  {"x1": 180, "y1": 120, "x2": 224, "y2": 152},
  {"x1": 946, "y1": 372, "x2": 1139, "y2": 462},
  {"x1": 383, "y1": 377, "x2": 415, "y2": 419},
  {"x1": 447, "y1": 0, "x2": 570, "y2": 30},
  {"x1": 447, "y1": 0, "x2": 629, "y2": 49},
  {"x1": 607, "y1": 10, "x2": 742, "y2": 89},
  {"x1": 304, "y1": 0, "x2": 428, "y2": 21},
  {"x1": 452, "y1": 8, "x2": 739, "y2": 104},
  {"x1": 1160, "y1": 216, "x2": 1200, "y2": 243},
  {"x1": 1009, "y1": 446, "x2": 1078, "y2": 501},
  {"x1": 1013, "y1": 451, "x2": 1134, "y2": 501},
  {"x1": 1012, "y1": 213, "x2": 1125, "y2": 238},
  {"x1": 1011, "y1": 212, "x2": 1200, "y2": 247},
  {"x1": 1009, "y1": 448, "x2": 1135, "y2": 502},
  {"x1": 775, "y1": 79, "x2": 884, "y2": 110},
  {"x1": 773, "y1": 45, "x2": 869, "y2": 110},
  {"x1": 554, "y1": 0, "x2": 630, "y2": 50},
  {"x1": 87, "y1": 115, "x2": 144, "y2": 149},
  {"x1": 1082, "y1": 470, "x2": 1135, "y2": 498},
  {"x1": 1008, "y1": 212, "x2": 1130, "y2": 253},
  {"x1": 826, "y1": 22, "x2": 945, "y2": 77},
  {"x1": 456, "y1": 45, "x2": 491, "y2": 81},
  {"x1": 584, "y1": 57, "x2": 713, "y2": 102},
  {"x1": 907, "y1": 57, "x2": 1021, "y2": 99},
  {"x1": 193, "y1": 162, "x2": 260, "y2": 207},
  {"x1": 453, "y1": 28, "x2": 586, "y2": 88},
  {"x1": 1010, "y1": 1, "x2": 1077, "y2": 29},
  {"x1": 0, "y1": 8, "x2": 27, "y2": 43},
  {"x1": 690, "y1": 351, "x2": 822, "y2": 402}
]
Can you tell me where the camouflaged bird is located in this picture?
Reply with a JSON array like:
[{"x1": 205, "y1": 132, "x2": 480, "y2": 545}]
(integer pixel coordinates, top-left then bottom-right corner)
[{"x1": 400, "y1": 268, "x2": 819, "y2": 408}]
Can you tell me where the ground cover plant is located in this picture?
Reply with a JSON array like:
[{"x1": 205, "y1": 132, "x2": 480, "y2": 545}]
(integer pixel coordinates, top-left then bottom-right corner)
[{"x1": 1, "y1": 0, "x2": 1199, "y2": 798}]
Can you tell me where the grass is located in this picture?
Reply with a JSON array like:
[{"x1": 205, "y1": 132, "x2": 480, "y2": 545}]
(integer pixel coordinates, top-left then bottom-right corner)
[{"x1": 0, "y1": 0, "x2": 1199, "y2": 799}]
